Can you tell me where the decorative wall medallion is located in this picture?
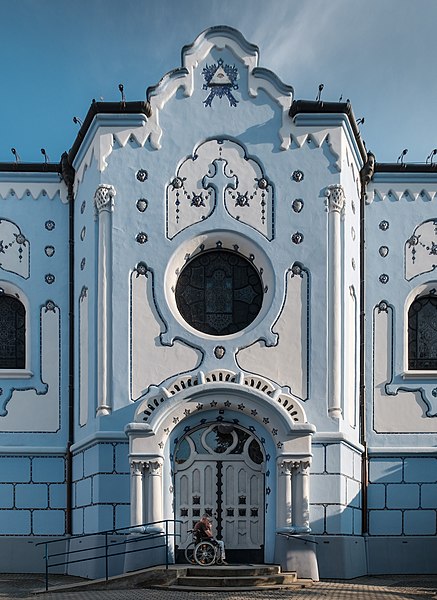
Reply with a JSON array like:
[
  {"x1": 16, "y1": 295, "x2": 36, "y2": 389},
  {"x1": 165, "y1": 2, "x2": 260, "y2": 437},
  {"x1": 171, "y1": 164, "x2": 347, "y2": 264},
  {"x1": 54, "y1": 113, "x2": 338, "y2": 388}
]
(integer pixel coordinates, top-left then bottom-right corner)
[
  {"x1": 379, "y1": 273, "x2": 389, "y2": 284},
  {"x1": 292, "y1": 170, "x2": 304, "y2": 183},
  {"x1": 214, "y1": 346, "x2": 225, "y2": 359},
  {"x1": 377, "y1": 300, "x2": 388, "y2": 313},
  {"x1": 351, "y1": 200, "x2": 356, "y2": 214},
  {"x1": 171, "y1": 177, "x2": 184, "y2": 189},
  {"x1": 351, "y1": 227, "x2": 356, "y2": 241},
  {"x1": 379, "y1": 220, "x2": 389, "y2": 231},
  {"x1": 292, "y1": 199, "x2": 304, "y2": 213},
  {"x1": 44, "y1": 300, "x2": 56, "y2": 312},
  {"x1": 235, "y1": 192, "x2": 249, "y2": 207},
  {"x1": 45, "y1": 220, "x2": 55, "y2": 231},
  {"x1": 136, "y1": 169, "x2": 148, "y2": 182},
  {"x1": 202, "y1": 58, "x2": 239, "y2": 107},
  {"x1": 45, "y1": 273, "x2": 55, "y2": 284},
  {"x1": 352, "y1": 258, "x2": 356, "y2": 270},
  {"x1": 80, "y1": 258, "x2": 86, "y2": 271},
  {"x1": 80, "y1": 226, "x2": 86, "y2": 241},
  {"x1": 258, "y1": 178, "x2": 269, "y2": 190},
  {"x1": 136, "y1": 199, "x2": 148, "y2": 212},
  {"x1": 292, "y1": 232, "x2": 304, "y2": 244},
  {"x1": 44, "y1": 245, "x2": 55, "y2": 257},
  {"x1": 291, "y1": 264, "x2": 302, "y2": 277},
  {"x1": 135, "y1": 261, "x2": 148, "y2": 276},
  {"x1": 136, "y1": 232, "x2": 148, "y2": 244},
  {"x1": 80, "y1": 201, "x2": 86, "y2": 214},
  {"x1": 379, "y1": 246, "x2": 389, "y2": 257}
]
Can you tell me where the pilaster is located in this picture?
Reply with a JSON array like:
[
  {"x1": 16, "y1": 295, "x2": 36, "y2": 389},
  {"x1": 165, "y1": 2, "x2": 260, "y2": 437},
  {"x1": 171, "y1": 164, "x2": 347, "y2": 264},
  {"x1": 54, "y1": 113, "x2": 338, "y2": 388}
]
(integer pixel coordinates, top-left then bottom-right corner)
[
  {"x1": 327, "y1": 184, "x2": 345, "y2": 419},
  {"x1": 94, "y1": 184, "x2": 116, "y2": 417}
]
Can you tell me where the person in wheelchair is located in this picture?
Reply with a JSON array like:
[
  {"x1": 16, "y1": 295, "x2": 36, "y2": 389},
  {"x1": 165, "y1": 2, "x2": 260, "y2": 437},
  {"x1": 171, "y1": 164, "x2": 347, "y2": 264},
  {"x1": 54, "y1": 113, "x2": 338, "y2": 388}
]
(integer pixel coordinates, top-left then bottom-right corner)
[{"x1": 194, "y1": 514, "x2": 227, "y2": 564}]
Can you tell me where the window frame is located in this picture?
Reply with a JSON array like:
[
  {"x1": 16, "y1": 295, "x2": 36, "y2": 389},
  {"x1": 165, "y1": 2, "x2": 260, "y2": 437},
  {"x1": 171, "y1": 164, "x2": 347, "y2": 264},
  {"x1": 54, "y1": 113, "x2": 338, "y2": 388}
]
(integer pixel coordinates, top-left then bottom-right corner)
[
  {"x1": 0, "y1": 281, "x2": 32, "y2": 378},
  {"x1": 403, "y1": 282, "x2": 437, "y2": 378}
]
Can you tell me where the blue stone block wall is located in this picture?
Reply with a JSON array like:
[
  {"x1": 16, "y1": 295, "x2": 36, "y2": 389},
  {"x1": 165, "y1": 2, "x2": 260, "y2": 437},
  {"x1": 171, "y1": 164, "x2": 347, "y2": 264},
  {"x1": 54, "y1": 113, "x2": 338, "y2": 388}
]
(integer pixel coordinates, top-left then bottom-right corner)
[
  {"x1": 310, "y1": 442, "x2": 362, "y2": 535},
  {"x1": 72, "y1": 441, "x2": 130, "y2": 534},
  {"x1": 0, "y1": 455, "x2": 66, "y2": 536},
  {"x1": 368, "y1": 456, "x2": 437, "y2": 536}
]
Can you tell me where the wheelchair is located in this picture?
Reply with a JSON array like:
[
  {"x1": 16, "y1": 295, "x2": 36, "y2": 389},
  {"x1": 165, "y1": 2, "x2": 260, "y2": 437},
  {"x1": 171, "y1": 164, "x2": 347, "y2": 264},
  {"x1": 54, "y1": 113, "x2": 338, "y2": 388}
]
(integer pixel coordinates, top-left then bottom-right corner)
[{"x1": 184, "y1": 530, "x2": 218, "y2": 566}]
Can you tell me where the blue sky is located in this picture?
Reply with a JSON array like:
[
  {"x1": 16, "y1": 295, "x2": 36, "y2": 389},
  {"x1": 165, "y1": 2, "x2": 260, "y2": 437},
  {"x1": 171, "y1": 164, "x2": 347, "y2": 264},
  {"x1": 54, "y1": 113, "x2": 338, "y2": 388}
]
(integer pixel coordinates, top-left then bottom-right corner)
[{"x1": 1, "y1": 0, "x2": 437, "y2": 164}]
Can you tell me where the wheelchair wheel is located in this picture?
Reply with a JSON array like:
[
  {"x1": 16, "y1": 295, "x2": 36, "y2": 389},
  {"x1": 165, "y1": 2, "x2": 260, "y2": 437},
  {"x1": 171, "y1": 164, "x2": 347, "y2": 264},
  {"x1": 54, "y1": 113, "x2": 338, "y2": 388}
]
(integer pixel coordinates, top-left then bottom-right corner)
[
  {"x1": 194, "y1": 540, "x2": 217, "y2": 566},
  {"x1": 184, "y1": 541, "x2": 196, "y2": 564}
]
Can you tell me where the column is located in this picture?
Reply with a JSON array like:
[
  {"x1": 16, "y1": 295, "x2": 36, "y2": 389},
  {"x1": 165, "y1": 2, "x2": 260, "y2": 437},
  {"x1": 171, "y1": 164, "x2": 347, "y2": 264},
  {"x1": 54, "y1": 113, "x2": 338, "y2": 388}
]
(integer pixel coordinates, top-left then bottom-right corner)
[
  {"x1": 292, "y1": 461, "x2": 311, "y2": 533},
  {"x1": 276, "y1": 459, "x2": 293, "y2": 531},
  {"x1": 327, "y1": 184, "x2": 345, "y2": 419},
  {"x1": 144, "y1": 458, "x2": 164, "y2": 531},
  {"x1": 94, "y1": 184, "x2": 116, "y2": 417},
  {"x1": 130, "y1": 460, "x2": 145, "y2": 528}
]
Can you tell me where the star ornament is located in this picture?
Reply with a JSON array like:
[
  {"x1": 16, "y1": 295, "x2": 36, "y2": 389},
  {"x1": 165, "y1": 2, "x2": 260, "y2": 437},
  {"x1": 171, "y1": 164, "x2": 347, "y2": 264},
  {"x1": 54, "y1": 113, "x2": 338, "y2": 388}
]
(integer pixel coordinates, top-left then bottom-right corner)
[{"x1": 202, "y1": 58, "x2": 239, "y2": 108}]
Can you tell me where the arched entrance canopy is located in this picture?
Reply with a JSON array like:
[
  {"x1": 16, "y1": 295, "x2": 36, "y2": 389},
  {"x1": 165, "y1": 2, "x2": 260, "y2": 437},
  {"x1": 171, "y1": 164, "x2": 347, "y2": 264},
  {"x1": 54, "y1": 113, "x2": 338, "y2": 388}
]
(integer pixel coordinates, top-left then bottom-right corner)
[{"x1": 125, "y1": 369, "x2": 316, "y2": 556}]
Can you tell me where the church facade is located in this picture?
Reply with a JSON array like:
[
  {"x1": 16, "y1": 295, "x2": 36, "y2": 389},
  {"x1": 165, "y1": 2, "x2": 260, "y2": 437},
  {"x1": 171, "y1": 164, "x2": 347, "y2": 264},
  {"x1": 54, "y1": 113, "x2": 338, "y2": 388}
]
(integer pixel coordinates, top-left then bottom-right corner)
[{"x1": 0, "y1": 27, "x2": 436, "y2": 578}]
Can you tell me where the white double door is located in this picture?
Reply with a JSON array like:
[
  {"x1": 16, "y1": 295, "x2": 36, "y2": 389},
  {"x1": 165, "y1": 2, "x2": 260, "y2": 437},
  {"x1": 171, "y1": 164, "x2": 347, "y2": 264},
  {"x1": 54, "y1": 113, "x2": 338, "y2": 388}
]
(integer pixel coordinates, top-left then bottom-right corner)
[{"x1": 174, "y1": 425, "x2": 265, "y2": 552}]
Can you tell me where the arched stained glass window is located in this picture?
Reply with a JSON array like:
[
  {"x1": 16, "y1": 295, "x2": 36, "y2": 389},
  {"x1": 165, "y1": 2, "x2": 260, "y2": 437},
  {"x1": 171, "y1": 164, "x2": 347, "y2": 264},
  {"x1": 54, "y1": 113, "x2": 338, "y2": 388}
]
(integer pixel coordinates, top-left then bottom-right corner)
[
  {"x1": 408, "y1": 294, "x2": 437, "y2": 370},
  {"x1": 0, "y1": 295, "x2": 25, "y2": 369}
]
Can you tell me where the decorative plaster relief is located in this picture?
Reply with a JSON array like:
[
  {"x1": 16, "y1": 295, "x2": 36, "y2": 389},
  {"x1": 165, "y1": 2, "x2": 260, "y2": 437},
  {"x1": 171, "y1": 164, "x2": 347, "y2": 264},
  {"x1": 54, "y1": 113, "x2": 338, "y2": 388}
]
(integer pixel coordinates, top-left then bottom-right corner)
[
  {"x1": 0, "y1": 182, "x2": 68, "y2": 204},
  {"x1": 326, "y1": 184, "x2": 345, "y2": 214},
  {"x1": 146, "y1": 27, "x2": 294, "y2": 150},
  {"x1": 236, "y1": 265, "x2": 309, "y2": 401},
  {"x1": 405, "y1": 219, "x2": 437, "y2": 281},
  {"x1": 130, "y1": 263, "x2": 200, "y2": 401},
  {"x1": 368, "y1": 188, "x2": 437, "y2": 205},
  {"x1": 202, "y1": 58, "x2": 239, "y2": 107},
  {"x1": 0, "y1": 219, "x2": 29, "y2": 279},
  {"x1": 373, "y1": 302, "x2": 437, "y2": 429},
  {"x1": 167, "y1": 139, "x2": 273, "y2": 240},
  {"x1": 136, "y1": 369, "x2": 307, "y2": 429},
  {"x1": 0, "y1": 301, "x2": 60, "y2": 431}
]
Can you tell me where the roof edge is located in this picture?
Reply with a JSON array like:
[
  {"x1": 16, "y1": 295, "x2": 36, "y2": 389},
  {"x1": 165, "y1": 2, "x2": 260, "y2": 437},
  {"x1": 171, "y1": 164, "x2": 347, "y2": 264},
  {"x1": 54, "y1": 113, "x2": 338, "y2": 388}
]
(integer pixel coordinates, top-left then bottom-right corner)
[
  {"x1": 68, "y1": 100, "x2": 151, "y2": 165},
  {"x1": 0, "y1": 162, "x2": 61, "y2": 174},
  {"x1": 374, "y1": 162, "x2": 437, "y2": 174},
  {"x1": 289, "y1": 100, "x2": 367, "y2": 162}
]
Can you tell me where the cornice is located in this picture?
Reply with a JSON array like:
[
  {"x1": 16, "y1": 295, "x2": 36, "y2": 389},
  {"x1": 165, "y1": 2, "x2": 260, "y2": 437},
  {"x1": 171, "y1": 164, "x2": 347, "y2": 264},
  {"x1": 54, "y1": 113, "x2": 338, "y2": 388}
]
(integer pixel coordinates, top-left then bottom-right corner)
[{"x1": 0, "y1": 170, "x2": 68, "y2": 202}]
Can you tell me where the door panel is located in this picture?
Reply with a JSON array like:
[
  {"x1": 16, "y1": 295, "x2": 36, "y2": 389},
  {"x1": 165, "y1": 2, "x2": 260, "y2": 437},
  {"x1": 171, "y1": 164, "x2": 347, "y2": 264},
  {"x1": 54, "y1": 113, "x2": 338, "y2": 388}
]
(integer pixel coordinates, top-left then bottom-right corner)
[{"x1": 174, "y1": 423, "x2": 265, "y2": 552}]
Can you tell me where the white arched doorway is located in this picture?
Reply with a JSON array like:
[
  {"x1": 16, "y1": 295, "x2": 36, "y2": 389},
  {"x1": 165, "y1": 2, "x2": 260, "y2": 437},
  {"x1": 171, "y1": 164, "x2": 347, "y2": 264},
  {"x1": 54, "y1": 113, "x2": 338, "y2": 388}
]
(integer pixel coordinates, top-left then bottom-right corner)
[{"x1": 125, "y1": 369, "x2": 315, "y2": 564}]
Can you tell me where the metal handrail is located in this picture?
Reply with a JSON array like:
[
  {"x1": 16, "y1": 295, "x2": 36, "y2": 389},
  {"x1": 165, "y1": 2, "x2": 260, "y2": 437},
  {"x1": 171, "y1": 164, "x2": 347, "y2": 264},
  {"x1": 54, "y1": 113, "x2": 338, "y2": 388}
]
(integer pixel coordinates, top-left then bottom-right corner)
[
  {"x1": 36, "y1": 519, "x2": 181, "y2": 591},
  {"x1": 276, "y1": 531, "x2": 319, "y2": 544}
]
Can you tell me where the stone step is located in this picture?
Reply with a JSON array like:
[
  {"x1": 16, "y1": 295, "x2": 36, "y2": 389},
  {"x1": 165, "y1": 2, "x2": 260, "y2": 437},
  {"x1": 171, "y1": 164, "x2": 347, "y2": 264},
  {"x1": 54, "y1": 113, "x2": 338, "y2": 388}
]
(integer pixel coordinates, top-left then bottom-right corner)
[
  {"x1": 186, "y1": 565, "x2": 281, "y2": 578},
  {"x1": 177, "y1": 573, "x2": 298, "y2": 587}
]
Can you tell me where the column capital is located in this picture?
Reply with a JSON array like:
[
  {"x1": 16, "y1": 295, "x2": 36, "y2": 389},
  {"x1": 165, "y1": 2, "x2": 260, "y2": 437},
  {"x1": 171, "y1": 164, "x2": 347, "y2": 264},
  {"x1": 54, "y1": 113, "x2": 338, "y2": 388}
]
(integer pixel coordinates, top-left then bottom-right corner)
[
  {"x1": 130, "y1": 460, "x2": 146, "y2": 476},
  {"x1": 144, "y1": 459, "x2": 163, "y2": 476},
  {"x1": 326, "y1": 184, "x2": 345, "y2": 213},
  {"x1": 279, "y1": 458, "x2": 311, "y2": 472},
  {"x1": 94, "y1": 184, "x2": 116, "y2": 213}
]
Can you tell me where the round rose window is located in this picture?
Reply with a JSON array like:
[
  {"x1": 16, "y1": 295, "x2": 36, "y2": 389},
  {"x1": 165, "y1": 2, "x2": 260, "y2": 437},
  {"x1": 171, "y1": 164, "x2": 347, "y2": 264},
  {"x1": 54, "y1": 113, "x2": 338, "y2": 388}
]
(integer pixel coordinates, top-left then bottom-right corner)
[{"x1": 175, "y1": 249, "x2": 263, "y2": 335}]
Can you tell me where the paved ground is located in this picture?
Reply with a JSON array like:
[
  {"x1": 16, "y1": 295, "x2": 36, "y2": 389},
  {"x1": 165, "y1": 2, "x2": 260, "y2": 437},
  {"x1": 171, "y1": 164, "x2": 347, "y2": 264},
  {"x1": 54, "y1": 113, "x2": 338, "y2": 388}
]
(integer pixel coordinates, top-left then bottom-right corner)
[{"x1": 0, "y1": 573, "x2": 436, "y2": 600}]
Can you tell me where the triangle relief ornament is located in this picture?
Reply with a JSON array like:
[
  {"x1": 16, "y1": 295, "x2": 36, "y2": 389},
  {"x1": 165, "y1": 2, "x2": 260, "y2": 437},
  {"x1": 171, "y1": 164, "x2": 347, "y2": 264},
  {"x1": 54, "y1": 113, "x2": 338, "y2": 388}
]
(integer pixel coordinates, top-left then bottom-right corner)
[{"x1": 202, "y1": 58, "x2": 239, "y2": 107}]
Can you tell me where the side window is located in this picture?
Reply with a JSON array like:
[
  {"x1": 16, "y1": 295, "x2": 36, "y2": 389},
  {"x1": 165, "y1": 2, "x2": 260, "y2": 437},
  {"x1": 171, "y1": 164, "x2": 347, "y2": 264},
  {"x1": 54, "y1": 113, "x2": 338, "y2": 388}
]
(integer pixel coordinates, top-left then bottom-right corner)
[
  {"x1": 408, "y1": 293, "x2": 437, "y2": 370},
  {"x1": 0, "y1": 294, "x2": 26, "y2": 369}
]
